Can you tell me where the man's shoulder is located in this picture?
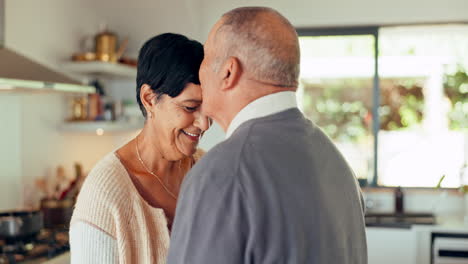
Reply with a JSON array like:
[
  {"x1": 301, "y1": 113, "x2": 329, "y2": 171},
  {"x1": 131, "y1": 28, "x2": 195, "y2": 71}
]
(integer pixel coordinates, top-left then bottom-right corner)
[
  {"x1": 196, "y1": 110, "x2": 309, "y2": 168},
  {"x1": 193, "y1": 134, "x2": 247, "y2": 173},
  {"x1": 240, "y1": 108, "x2": 316, "y2": 147}
]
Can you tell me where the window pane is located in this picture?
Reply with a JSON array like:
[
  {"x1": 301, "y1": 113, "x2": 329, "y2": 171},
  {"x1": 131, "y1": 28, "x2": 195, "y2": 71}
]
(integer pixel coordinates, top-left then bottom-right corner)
[
  {"x1": 299, "y1": 35, "x2": 376, "y2": 186},
  {"x1": 377, "y1": 25, "x2": 468, "y2": 188}
]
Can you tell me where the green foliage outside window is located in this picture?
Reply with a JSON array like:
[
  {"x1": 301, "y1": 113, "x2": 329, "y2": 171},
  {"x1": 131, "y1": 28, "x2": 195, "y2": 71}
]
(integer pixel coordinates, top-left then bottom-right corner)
[
  {"x1": 379, "y1": 82, "x2": 424, "y2": 131},
  {"x1": 302, "y1": 78, "x2": 426, "y2": 143},
  {"x1": 444, "y1": 69, "x2": 468, "y2": 130},
  {"x1": 302, "y1": 80, "x2": 372, "y2": 142}
]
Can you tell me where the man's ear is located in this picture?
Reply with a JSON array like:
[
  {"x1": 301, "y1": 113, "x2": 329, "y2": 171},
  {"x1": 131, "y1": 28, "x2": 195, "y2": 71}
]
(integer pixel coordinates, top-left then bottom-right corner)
[
  {"x1": 219, "y1": 56, "x2": 241, "y2": 91},
  {"x1": 140, "y1": 84, "x2": 157, "y2": 113}
]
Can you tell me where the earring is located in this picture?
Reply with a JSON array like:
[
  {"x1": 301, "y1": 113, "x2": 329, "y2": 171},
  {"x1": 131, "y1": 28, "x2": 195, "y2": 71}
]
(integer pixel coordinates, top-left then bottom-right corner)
[{"x1": 148, "y1": 111, "x2": 152, "y2": 118}]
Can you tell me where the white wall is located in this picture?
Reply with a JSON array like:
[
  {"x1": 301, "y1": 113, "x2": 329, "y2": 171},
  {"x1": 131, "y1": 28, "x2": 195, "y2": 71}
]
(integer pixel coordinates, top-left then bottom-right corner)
[
  {"x1": 18, "y1": 94, "x2": 133, "y2": 207},
  {"x1": 0, "y1": 95, "x2": 22, "y2": 210},
  {"x1": 1, "y1": 0, "x2": 112, "y2": 209},
  {"x1": 199, "y1": 123, "x2": 225, "y2": 150},
  {"x1": 4, "y1": 0, "x2": 101, "y2": 73},
  {"x1": 198, "y1": 0, "x2": 468, "y2": 40}
]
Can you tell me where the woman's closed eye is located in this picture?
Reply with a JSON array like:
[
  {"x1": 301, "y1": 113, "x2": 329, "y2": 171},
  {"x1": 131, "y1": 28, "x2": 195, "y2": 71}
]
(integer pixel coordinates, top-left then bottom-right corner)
[{"x1": 183, "y1": 106, "x2": 199, "y2": 113}]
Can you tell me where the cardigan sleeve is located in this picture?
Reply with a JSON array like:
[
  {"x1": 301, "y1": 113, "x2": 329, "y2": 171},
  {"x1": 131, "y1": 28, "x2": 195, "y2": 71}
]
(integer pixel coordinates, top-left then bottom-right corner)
[{"x1": 70, "y1": 221, "x2": 117, "y2": 264}]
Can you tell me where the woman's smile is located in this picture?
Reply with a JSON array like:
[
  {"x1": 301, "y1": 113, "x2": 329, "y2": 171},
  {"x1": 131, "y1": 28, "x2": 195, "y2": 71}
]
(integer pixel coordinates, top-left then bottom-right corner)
[{"x1": 181, "y1": 129, "x2": 201, "y2": 142}]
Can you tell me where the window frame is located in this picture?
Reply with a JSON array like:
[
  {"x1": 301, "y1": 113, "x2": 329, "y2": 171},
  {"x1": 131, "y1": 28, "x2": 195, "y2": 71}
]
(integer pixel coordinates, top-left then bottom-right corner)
[
  {"x1": 298, "y1": 23, "x2": 468, "y2": 189},
  {"x1": 297, "y1": 26, "x2": 381, "y2": 187}
]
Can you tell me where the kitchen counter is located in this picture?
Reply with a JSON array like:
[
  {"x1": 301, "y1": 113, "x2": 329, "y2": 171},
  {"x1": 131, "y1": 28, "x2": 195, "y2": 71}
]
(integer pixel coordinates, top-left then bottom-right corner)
[
  {"x1": 412, "y1": 218, "x2": 468, "y2": 233},
  {"x1": 42, "y1": 252, "x2": 69, "y2": 264},
  {"x1": 365, "y1": 212, "x2": 436, "y2": 229},
  {"x1": 22, "y1": 252, "x2": 70, "y2": 264}
]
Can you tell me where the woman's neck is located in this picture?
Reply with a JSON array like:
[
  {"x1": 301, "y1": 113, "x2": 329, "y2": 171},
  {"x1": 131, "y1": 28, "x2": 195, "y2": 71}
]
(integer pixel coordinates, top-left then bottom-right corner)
[{"x1": 136, "y1": 129, "x2": 181, "y2": 181}]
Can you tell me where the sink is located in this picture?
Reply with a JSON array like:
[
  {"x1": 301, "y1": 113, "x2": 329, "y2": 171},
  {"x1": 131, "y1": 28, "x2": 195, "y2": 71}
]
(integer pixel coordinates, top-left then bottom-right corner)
[{"x1": 365, "y1": 213, "x2": 435, "y2": 228}]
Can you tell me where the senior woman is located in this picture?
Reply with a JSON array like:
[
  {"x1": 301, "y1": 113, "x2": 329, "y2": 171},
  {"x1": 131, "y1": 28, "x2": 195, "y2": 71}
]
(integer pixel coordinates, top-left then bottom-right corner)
[{"x1": 69, "y1": 33, "x2": 210, "y2": 263}]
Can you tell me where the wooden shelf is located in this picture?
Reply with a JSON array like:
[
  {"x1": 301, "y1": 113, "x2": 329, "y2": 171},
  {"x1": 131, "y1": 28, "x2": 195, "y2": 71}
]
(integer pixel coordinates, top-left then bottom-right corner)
[
  {"x1": 59, "y1": 120, "x2": 144, "y2": 134},
  {"x1": 62, "y1": 61, "x2": 137, "y2": 79}
]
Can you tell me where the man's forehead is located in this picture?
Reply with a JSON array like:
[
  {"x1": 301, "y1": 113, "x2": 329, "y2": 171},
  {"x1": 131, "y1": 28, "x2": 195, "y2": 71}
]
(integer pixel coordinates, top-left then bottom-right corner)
[
  {"x1": 203, "y1": 21, "x2": 221, "y2": 53},
  {"x1": 209, "y1": 19, "x2": 225, "y2": 42}
]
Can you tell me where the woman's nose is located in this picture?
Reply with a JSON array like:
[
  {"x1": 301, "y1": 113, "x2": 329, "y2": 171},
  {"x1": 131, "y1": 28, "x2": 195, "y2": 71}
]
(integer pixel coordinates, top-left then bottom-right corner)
[{"x1": 194, "y1": 113, "x2": 211, "y2": 132}]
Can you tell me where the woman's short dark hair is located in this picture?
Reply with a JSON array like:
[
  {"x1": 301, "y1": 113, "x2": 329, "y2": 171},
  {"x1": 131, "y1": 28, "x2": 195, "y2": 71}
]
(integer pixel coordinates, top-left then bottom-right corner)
[{"x1": 136, "y1": 33, "x2": 204, "y2": 118}]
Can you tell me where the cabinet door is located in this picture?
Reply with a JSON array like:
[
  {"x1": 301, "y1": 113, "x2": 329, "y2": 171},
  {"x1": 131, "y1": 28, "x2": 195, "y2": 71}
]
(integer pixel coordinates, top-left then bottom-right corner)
[{"x1": 366, "y1": 227, "x2": 416, "y2": 264}]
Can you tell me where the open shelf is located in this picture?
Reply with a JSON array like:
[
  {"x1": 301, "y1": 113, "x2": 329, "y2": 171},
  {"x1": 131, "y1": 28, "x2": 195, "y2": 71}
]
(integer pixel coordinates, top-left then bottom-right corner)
[
  {"x1": 62, "y1": 61, "x2": 137, "y2": 79},
  {"x1": 59, "y1": 120, "x2": 144, "y2": 134}
]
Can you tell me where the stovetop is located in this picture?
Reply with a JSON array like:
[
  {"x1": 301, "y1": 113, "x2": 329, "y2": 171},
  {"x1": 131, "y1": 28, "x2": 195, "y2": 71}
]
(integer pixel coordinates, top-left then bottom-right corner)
[{"x1": 0, "y1": 229, "x2": 69, "y2": 264}]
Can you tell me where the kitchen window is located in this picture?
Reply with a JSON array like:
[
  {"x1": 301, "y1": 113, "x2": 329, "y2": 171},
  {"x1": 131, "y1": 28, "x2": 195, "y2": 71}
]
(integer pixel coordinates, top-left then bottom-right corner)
[{"x1": 298, "y1": 24, "x2": 468, "y2": 188}]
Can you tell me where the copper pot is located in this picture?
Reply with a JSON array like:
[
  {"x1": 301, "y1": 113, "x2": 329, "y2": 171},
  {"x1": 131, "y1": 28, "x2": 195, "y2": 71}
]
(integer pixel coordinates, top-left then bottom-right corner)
[
  {"x1": 95, "y1": 30, "x2": 118, "y2": 62},
  {"x1": 95, "y1": 30, "x2": 128, "y2": 63}
]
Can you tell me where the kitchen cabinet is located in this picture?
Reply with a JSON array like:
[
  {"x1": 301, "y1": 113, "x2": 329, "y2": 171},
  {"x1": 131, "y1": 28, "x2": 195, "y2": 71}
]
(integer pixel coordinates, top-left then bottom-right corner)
[
  {"x1": 413, "y1": 223, "x2": 468, "y2": 264},
  {"x1": 366, "y1": 227, "x2": 417, "y2": 264}
]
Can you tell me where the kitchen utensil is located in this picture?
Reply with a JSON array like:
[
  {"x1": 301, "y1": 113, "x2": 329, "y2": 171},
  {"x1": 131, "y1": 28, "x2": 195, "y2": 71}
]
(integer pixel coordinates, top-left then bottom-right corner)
[
  {"x1": 34, "y1": 178, "x2": 48, "y2": 198},
  {"x1": 119, "y1": 56, "x2": 138, "y2": 67},
  {"x1": 40, "y1": 198, "x2": 74, "y2": 229},
  {"x1": 59, "y1": 163, "x2": 84, "y2": 200},
  {"x1": 53, "y1": 166, "x2": 69, "y2": 200},
  {"x1": 95, "y1": 29, "x2": 117, "y2": 62},
  {"x1": 0, "y1": 211, "x2": 43, "y2": 239},
  {"x1": 95, "y1": 28, "x2": 127, "y2": 63},
  {"x1": 71, "y1": 52, "x2": 96, "y2": 62},
  {"x1": 70, "y1": 96, "x2": 88, "y2": 121},
  {"x1": 115, "y1": 37, "x2": 128, "y2": 62}
]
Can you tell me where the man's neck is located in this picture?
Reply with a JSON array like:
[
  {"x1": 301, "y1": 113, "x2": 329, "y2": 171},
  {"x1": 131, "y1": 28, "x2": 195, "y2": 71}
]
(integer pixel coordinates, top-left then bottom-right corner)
[{"x1": 219, "y1": 82, "x2": 296, "y2": 132}]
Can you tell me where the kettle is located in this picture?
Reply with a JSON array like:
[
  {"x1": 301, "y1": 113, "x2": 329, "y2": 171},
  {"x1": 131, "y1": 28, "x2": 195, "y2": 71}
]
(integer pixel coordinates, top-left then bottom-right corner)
[{"x1": 95, "y1": 28, "x2": 128, "y2": 63}]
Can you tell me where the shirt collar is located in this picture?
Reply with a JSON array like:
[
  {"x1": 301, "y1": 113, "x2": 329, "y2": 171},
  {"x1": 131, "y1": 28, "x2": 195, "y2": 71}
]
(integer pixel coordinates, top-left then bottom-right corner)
[{"x1": 226, "y1": 91, "x2": 298, "y2": 139}]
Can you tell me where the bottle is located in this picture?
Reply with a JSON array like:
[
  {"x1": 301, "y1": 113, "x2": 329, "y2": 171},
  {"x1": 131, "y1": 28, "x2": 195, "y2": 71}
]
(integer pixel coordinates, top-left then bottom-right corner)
[
  {"x1": 70, "y1": 96, "x2": 88, "y2": 121},
  {"x1": 88, "y1": 79, "x2": 106, "y2": 121},
  {"x1": 395, "y1": 186, "x2": 404, "y2": 215}
]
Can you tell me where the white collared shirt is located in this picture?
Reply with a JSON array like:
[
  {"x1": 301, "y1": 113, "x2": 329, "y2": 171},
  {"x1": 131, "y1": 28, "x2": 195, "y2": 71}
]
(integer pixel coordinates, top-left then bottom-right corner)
[{"x1": 226, "y1": 91, "x2": 298, "y2": 139}]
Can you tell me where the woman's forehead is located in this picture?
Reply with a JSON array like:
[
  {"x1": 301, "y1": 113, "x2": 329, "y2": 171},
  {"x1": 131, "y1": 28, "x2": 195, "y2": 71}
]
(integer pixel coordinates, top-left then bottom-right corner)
[{"x1": 177, "y1": 83, "x2": 202, "y2": 101}]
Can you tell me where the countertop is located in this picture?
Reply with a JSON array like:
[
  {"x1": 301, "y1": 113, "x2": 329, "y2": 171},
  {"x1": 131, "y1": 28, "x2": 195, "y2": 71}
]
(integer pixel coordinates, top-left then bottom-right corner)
[{"x1": 22, "y1": 252, "x2": 70, "y2": 264}]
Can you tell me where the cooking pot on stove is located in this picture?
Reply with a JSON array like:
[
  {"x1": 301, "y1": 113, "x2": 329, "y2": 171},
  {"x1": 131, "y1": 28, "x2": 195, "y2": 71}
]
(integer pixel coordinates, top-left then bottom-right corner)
[
  {"x1": 40, "y1": 198, "x2": 75, "y2": 229},
  {"x1": 0, "y1": 211, "x2": 43, "y2": 239}
]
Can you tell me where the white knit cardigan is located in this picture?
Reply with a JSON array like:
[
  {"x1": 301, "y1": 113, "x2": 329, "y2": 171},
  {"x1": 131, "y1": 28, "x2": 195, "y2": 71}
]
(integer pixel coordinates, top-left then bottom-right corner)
[{"x1": 70, "y1": 153, "x2": 172, "y2": 264}]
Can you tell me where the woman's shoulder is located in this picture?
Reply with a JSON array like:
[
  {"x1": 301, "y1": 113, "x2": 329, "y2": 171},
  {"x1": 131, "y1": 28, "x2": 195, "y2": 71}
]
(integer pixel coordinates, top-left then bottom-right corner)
[
  {"x1": 72, "y1": 153, "x2": 132, "y2": 235},
  {"x1": 82, "y1": 153, "x2": 130, "y2": 191},
  {"x1": 74, "y1": 153, "x2": 133, "y2": 213}
]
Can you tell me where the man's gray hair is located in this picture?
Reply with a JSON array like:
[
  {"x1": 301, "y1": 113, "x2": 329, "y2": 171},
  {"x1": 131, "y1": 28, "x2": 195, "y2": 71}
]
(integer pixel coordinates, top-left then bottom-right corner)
[{"x1": 213, "y1": 7, "x2": 300, "y2": 87}]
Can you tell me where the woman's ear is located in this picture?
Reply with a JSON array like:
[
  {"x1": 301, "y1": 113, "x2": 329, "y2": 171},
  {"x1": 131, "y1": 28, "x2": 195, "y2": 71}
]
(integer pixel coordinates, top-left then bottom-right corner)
[
  {"x1": 140, "y1": 84, "x2": 156, "y2": 116},
  {"x1": 220, "y1": 56, "x2": 242, "y2": 91}
]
